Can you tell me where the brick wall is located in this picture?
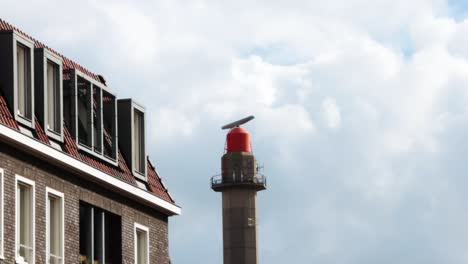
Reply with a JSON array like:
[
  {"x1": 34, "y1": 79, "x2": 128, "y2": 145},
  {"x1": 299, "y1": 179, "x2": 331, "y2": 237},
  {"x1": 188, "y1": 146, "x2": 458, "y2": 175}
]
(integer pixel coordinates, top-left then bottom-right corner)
[{"x1": 0, "y1": 143, "x2": 171, "y2": 264}]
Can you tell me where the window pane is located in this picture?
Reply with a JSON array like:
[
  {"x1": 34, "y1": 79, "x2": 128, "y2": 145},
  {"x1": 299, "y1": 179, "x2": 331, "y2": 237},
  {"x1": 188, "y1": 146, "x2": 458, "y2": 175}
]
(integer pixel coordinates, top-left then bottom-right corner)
[
  {"x1": 47, "y1": 61, "x2": 60, "y2": 133},
  {"x1": 16, "y1": 43, "x2": 31, "y2": 119},
  {"x1": 93, "y1": 86, "x2": 102, "y2": 154},
  {"x1": 80, "y1": 202, "x2": 122, "y2": 264},
  {"x1": 93, "y1": 210, "x2": 103, "y2": 264},
  {"x1": 103, "y1": 92, "x2": 116, "y2": 159},
  {"x1": 18, "y1": 183, "x2": 33, "y2": 263},
  {"x1": 79, "y1": 204, "x2": 92, "y2": 264},
  {"x1": 105, "y1": 213, "x2": 122, "y2": 264},
  {"x1": 48, "y1": 194, "x2": 62, "y2": 264},
  {"x1": 133, "y1": 110, "x2": 144, "y2": 173},
  {"x1": 136, "y1": 230, "x2": 147, "y2": 264},
  {"x1": 77, "y1": 77, "x2": 92, "y2": 147}
]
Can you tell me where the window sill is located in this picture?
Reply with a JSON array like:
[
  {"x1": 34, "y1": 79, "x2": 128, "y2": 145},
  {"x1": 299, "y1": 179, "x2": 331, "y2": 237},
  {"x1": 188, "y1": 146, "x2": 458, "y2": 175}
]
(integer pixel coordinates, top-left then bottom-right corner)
[
  {"x1": 16, "y1": 114, "x2": 34, "y2": 129},
  {"x1": 133, "y1": 169, "x2": 147, "y2": 181},
  {"x1": 78, "y1": 142, "x2": 119, "y2": 167},
  {"x1": 46, "y1": 129, "x2": 63, "y2": 142}
]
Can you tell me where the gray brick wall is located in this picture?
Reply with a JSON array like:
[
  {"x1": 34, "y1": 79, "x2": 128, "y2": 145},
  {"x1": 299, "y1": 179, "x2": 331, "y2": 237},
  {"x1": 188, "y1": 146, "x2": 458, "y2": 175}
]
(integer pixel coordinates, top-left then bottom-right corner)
[{"x1": 0, "y1": 144, "x2": 171, "y2": 264}]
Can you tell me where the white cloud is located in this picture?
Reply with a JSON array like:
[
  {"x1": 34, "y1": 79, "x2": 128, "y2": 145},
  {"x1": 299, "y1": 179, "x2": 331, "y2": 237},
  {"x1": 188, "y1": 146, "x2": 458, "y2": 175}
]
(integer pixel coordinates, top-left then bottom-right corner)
[
  {"x1": 321, "y1": 97, "x2": 341, "y2": 129},
  {"x1": 7, "y1": 0, "x2": 468, "y2": 263}
]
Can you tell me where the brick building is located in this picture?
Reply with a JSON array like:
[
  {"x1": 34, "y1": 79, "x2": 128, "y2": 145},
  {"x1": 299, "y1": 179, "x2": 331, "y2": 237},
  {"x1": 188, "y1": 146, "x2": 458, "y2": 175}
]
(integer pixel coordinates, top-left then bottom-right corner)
[{"x1": 0, "y1": 19, "x2": 181, "y2": 264}]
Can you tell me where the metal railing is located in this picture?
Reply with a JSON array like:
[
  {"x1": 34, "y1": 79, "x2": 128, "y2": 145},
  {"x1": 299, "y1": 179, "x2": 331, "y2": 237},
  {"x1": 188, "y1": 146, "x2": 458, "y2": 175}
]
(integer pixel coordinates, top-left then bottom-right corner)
[{"x1": 211, "y1": 173, "x2": 267, "y2": 187}]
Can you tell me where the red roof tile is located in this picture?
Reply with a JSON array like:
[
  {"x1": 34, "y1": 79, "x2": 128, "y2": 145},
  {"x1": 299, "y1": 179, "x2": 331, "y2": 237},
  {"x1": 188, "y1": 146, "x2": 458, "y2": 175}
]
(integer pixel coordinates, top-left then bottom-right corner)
[
  {"x1": 148, "y1": 159, "x2": 174, "y2": 203},
  {"x1": 0, "y1": 95, "x2": 19, "y2": 130},
  {"x1": 34, "y1": 117, "x2": 50, "y2": 145}
]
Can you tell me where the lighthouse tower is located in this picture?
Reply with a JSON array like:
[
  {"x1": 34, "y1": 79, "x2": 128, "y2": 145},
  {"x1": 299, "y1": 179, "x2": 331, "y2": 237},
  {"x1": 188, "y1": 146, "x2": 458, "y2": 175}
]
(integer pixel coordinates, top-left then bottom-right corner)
[{"x1": 211, "y1": 116, "x2": 267, "y2": 264}]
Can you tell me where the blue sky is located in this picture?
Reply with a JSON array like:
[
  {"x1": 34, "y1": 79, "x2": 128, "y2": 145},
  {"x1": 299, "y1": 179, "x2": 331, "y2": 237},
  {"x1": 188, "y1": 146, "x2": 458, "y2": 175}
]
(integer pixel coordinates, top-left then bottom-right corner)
[{"x1": 4, "y1": 0, "x2": 468, "y2": 263}]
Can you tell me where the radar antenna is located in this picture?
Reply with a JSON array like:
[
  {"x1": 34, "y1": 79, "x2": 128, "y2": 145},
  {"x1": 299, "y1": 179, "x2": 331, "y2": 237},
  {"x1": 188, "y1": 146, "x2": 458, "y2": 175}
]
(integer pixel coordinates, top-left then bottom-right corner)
[{"x1": 221, "y1": 115, "x2": 255, "y2": 130}]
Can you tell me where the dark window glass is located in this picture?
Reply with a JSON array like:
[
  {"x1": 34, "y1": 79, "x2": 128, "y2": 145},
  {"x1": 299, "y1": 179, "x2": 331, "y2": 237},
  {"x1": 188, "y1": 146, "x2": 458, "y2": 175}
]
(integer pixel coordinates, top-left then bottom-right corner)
[
  {"x1": 93, "y1": 86, "x2": 102, "y2": 154},
  {"x1": 77, "y1": 77, "x2": 92, "y2": 147},
  {"x1": 103, "y1": 91, "x2": 116, "y2": 160},
  {"x1": 79, "y1": 202, "x2": 122, "y2": 264}
]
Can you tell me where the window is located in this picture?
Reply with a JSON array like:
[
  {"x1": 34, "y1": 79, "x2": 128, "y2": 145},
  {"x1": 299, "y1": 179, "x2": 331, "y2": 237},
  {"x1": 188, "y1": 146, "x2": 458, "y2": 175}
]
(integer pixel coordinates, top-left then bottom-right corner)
[
  {"x1": 46, "y1": 60, "x2": 61, "y2": 135},
  {"x1": 79, "y1": 202, "x2": 121, "y2": 264},
  {"x1": 134, "y1": 223, "x2": 149, "y2": 264},
  {"x1": 65, "y1": 69, "x2": 118, "y2": 164},
  {"x1": 93, "y1": 86, "x2": 103, "y2": 154},
  {"x1": 133, "y1": 109, "x2": 145, "y2": 175},
  {"x1": 63, "y1": 69, "x2": 76, "y2": 137},
  {"x1": 46, "y1": 188, "x2": 64, "y2": 264},
  {"x1": 118, "y1": 100, "x2": 146, "y2": 179},
  {"x1": 103, "y1": 91, "x2": 117, "y2": 160},
  {"x1": 77, "y1": 76, "x2": 92, "y2": 148},
  {"x1": 15, "y1": 176, "x2": 35, "y2": 264},
  {"x1": 16, "y1": 42, "x2": 32, "y2": 121},
  {"x1": 0, "y1": 32, "x2": 35, "y2": 129},
  {"x1": 35, "y1": 48, "x2": 63, "y2": 141}
]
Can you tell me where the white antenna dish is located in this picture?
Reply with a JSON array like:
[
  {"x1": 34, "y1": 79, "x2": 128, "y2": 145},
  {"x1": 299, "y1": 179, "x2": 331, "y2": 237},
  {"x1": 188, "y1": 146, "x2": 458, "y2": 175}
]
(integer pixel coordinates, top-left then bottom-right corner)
[{"x1": 221, "y1": 116, "x2": 255, "y2": 130}]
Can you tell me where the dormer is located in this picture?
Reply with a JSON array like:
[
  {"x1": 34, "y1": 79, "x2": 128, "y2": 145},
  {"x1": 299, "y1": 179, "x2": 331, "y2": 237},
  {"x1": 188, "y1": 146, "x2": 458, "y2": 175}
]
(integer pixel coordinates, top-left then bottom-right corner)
[
  {"x1": 34, "y1": 48, "x2": 63, "y2": 141},
  {"x1": 118, "y1": 99, "x2": 147, "y2": 180},
  {"x1": 63, "y1": 69, "x2": 118, "y2": 164},
  {"x1": 0, "y1": 30, "x2": 35, "y2": 129}
]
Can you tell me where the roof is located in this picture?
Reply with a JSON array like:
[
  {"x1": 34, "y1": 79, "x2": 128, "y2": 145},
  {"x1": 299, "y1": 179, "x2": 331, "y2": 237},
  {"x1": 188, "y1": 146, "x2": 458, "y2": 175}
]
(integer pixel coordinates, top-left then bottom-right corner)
[
  {"x1": 0, "y1": 19, "x2": 175, "y2": 206},
  {"x1": 0, "y1": 19, "x2": 102, "y2": 85}
]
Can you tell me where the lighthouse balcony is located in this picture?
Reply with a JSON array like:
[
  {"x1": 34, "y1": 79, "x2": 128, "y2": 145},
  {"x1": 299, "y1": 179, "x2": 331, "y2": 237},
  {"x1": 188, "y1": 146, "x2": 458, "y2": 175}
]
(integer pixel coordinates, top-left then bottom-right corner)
[{"x1": 211, "y1": 173, "x2": 267, "y2": 191}]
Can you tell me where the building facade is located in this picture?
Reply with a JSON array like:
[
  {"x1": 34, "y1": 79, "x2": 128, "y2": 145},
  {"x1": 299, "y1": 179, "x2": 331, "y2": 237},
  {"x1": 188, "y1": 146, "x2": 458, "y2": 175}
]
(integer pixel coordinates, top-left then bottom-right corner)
[{"x1": 0, "y1": 19, "x2": 180, "y2": 264}]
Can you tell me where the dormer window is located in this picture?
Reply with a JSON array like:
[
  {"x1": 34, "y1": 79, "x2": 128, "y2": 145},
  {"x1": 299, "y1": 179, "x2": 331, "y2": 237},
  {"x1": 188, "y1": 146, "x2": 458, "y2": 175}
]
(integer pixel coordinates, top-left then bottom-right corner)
[
  {"x1": 35, "y1": 48, "x2": 63, "y2": 141},
  {"x1": 0, "y1": 31, "x2": 35, "y2": 129},
  {"x1": 46, "y1": 61, "x2": 60, "y2": 133},
  {"x1": 133, "y1": 109, "x2": 145, "y2": 174},
  {"x1": 118, "y1": 99, "x2": 147, "y2": 180},
  {"x1": 63, "y1": 69, "x2": 118, "y2": 164},
  {"x1": 16, "y1": 43, "x2": 32, "y2": 120}
]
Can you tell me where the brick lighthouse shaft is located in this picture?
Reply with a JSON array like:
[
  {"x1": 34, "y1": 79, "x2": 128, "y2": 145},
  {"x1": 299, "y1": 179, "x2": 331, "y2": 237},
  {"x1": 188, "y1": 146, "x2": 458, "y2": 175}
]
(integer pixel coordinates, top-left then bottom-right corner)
[{"x1": 212, "y1": 127, "x2": 266, "y2": 264}]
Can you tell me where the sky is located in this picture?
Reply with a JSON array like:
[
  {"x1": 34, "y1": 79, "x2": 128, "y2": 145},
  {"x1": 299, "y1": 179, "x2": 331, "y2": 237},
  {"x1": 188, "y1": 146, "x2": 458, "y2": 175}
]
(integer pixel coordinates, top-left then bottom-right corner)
[{"x1": 4, "y1": 0, "x2": 468, "y2": 263}]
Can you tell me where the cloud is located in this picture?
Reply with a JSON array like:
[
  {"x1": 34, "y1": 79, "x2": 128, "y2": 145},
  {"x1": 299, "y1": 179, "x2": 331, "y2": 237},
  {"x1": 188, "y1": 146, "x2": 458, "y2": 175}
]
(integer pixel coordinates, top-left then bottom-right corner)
[
  {"x1": 321, "y1": 97, "x2": 341, "y2": 129},
  {"x1": 6, "y1": 0, "x2": 468, "y2": 263}
]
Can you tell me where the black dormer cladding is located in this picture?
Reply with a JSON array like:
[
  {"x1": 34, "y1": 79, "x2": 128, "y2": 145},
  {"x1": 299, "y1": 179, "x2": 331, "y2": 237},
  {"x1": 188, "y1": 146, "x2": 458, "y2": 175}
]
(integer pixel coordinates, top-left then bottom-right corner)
[
  {"x1": 0, "y1": 31, "x2": 18, "y2": 116},
  {"x1": 117, "y1": 99, "x2": 147, "y2": 180},
  {"x1": 117, "y1": 99, "x2": 132, "y2": 164}
]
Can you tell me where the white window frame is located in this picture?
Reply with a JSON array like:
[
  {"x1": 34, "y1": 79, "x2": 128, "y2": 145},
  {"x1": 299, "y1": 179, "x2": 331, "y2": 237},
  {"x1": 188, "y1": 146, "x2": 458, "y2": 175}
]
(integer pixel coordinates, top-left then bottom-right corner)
[
  {"x1": 0, "y1": 168, "x2": 4, "y2": 259},
  {"x1": 102, "y1": 90, "x2": 118, "y2": 161},
  {"x1": 134, "y1": 223, "x2": 149, "y2": 264},
  {"x1": 132, "y1": 103, "x2": 147, "y2": 180},
  {"x1": 13, "y1": 32, "x2": 35, "y2": 129},
  {"x1": 41, "y1": 49, "x2": 63, "y2": 142},
  {"x1": 73, "y1": 69, "x2": 118, "y2": 166},
  {"x1": 45, "y1": 187, "x2": 64, "y2": 264},
  {"x1": 15, "y1": 175, "x2": 35, "y2": 264}
]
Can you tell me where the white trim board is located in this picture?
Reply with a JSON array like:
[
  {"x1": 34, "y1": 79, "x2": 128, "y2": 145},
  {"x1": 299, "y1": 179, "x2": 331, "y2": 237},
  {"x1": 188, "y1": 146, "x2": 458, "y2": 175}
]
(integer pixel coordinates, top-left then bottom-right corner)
[
  {"x1": 15, "y1": 174, "x2": 36, "y2": 264},
  {"x1": 0, "y1": 123, "x2": 181, "y2": 216},
  {"x1": 45, "y1": 187, "x2": 65, "y2": 264},
  {"x1": 134, "y1": 223, "x2": 150, "y2": 264}
]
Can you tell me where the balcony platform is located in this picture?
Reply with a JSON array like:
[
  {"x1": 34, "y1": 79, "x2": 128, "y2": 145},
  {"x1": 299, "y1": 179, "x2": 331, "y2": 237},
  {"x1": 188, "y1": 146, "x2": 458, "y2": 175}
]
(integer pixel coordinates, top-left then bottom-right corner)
[{"x1": 211, "y1": 174, "x2": 267, "y2": 192}]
